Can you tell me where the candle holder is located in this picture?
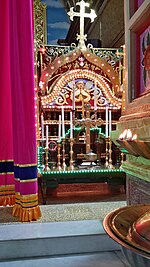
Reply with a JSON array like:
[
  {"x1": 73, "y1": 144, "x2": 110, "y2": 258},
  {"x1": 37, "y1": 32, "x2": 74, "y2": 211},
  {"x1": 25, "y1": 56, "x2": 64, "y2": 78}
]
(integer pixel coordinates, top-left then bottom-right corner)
[
  {"x1": 105, "y1": 137, "x2": 109, "y2": 168},
  {"x1": 56, "y1": 141, "x2": 62, "y2": 171},
  {"x1": 68, "y1": 138, "x2": 74, "y2": 170},
  {"x1": 82, "y1": 100, "x2": 85, "y2": 119},
  {"x1": 108, "y1": 137, "x2": 114, "y2": 169},
  {"x1": 72, "y1": 108, "x2": 75, "y2": 120},
  {"x1": 94, "y1": 109, "x2": 97, "y2": 121},
  {"x1": 120, "y1": 152, "x2": 124, "y2": 169},
  {"x1": 40, "y1": 138, "x2": 46, "y2": 169},
  {"x1": 62, "y1": 138, "x2": 66, "y2": 171},
  {"x1": 44, "y1": 147, "x2": 50, "y2": 171}
]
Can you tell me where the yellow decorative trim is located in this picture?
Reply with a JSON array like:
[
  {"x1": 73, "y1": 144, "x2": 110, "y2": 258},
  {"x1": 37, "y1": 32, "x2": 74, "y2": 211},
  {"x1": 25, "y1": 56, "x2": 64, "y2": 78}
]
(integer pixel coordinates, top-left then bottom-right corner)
[
  {"x1": 21, "y1": 193, "x2": 39, "y2": 198},
  {"x1": 0, "y1": 184, "x2": 15, "y2": 191},
  {"x1": 14, "y1": 163, "x2": 37, "y2": 167},
  {"x1": 21, "y1": 201, "x2": 39, "y2": 208},
  {"x1": 41, "y1": 48, "x2": 120, "y2": 96},
  {"x1": 15, "y1": 193, "x2": 39, "y2": 203},
  {"x1": 21, "y1": 178, "x2": 37, "y2": 183},
  {"x1": 15, "y1": 193, "x2": 38, "y2": 199},
  {"x1": 42, "y1": 69, "x2": 121, "y2": 108},
  {"x1": 0, "y1": 159, "x2": 14, "y2": 162},
  {"x1": 15, "y1": 178, "x2": 37, "y2": 183}
]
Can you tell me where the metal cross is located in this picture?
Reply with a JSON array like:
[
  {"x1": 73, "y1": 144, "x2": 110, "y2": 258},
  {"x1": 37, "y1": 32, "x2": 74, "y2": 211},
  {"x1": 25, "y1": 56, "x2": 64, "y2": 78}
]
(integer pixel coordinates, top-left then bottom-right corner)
[
  {"x1": 67, "y1": 0, "x2": 97, "y2": 50},
  {"x1": 75, "y1": 103, "x2": 103, "y2": 154}
]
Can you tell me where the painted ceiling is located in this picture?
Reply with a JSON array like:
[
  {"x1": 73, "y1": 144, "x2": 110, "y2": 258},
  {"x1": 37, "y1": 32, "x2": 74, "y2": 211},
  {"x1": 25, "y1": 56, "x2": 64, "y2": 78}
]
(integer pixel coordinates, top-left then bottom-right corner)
[{"x1": 41, "y1": 0, "x2": 70, "y2": 45}]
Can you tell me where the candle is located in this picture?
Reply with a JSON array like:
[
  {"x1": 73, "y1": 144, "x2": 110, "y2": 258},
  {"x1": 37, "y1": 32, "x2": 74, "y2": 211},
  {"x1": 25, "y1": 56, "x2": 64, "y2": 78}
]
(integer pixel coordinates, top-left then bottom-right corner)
[
  {"x1": 46, "y1": 125, "x2": 49, "y2": 148},
  {"x1": 94, "y1": 83, "x2": 97, "y2": 111},
  {"x1": 41, "y1": 114, "x2": 44, "y2": 140},
  {"x1": 70, "y1": 111, "x2": 73, "y2": 138},
  {"x1": 109, "y1": 109, "x2": 112, "y2": 136},
  {"x1": 61, "y1": 107, "x2": 65, "y2": 138},
  {"x1": 105, "y1": 106, "x2": 108, "y2": 138},
  {"x1": 58, "y1": 115, "x2": 61, "y2": 141},
  {"x1": 73, "y1": 81, "x2": 75, "y2": 110}
]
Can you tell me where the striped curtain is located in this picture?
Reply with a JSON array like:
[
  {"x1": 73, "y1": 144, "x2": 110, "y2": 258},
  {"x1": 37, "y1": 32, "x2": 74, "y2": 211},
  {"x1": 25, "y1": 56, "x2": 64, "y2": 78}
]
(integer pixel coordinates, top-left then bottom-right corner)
[{"x1": 0, "y1": 0, "x2": 41, "y2": 222}]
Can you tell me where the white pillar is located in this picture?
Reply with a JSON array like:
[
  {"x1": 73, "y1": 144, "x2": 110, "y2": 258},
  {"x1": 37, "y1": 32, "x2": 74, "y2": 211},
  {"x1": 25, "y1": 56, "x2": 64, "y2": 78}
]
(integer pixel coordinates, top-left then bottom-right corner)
[
  {"x1": 94, "y1": 83, "x2": 97, "y2": 111},
  {"x1": 46, "y1": 125, "x2": 49, "y2": 148},
  {"x1": 73, "y1": 81, "x2": 75, "y2": 110},
  {"x1": 70, "y1": 111, "x2": 73, "y2": 138},
  {"x1": 61, "y1": 107, "x2": 65, "y2": 138},
  {"x1": 41, "y1": 114, "x2": 44, "y2": 140},
  {"x1": 109, "y1": 109, "x2": 112, "y2": 136},
  {"x1": 58, "y1": 115, "x2": 61, "y2": 141},
  {"x1": 105, "y1": 106, "x2": 108, "y2": 138}
]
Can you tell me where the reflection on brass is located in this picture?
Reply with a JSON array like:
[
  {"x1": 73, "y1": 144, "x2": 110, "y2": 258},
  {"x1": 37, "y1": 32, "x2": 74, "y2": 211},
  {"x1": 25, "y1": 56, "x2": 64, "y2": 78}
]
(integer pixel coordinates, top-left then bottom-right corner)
[
  {"x1": 85, "y1": 150, "x2": 97, "y2": 162},
  {"x1": 62, "y1": 138, "x2": 66, "y2": 171},
  {"x1": 120, "y1": 152, "x2": 124, "y2": 168},
  {"x1": 68, "y1": 138, "x2": 74, "y2": 171},
  {"x1": 56, "y1": 142, "x2": 62, "y2": 171},
  {"x1": 128, "y1": 212, "x2": 150, "y2": 251},
  {"x1": 44, "y1": 148, "x2": 50, "y2": 171},
  {"x1": 108, "y1": 138, "x2": 114, "y2": 169},
  {"x1": 117, "y1": 139, "x2": 150, "y2": 159},
  {"x1": 103, "y1": 205, "x2": 150, "y2": 267},
  {"x1": 130, "y1": 140, "x2": 150, "y2": 159},
  {"x1": 117, "y1": 140, "x2": 138, "y2": 156}
]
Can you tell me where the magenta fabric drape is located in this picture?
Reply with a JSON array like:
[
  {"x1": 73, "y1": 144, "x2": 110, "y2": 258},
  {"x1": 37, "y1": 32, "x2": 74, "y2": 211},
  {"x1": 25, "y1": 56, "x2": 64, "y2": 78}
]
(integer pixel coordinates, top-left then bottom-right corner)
[
  {"x1": 0, "y1": 0, "x2": 41, "y2": 221},
  {"x1": 0, "y1": 0, "x2": 15, "y2": 205}
]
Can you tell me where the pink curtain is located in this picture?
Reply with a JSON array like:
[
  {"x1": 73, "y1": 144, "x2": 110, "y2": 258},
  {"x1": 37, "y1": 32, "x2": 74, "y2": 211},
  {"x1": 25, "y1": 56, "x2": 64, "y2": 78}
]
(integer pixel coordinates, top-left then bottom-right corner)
[
  {"x1": 0, "y1": 0, "x2": 41, "y2": 221},
  {"x1": 0, "y1": 1, "x2": 15, "y2": 206}
]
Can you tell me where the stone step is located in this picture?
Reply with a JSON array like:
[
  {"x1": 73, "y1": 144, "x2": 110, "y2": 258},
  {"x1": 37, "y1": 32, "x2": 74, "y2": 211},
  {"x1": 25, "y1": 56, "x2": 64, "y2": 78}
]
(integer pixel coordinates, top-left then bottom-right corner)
[
  {"x1": 0, "y1": 220, "x2": 120, "y2": 261},
  {"x1": 0, "y1": 251, "x2": 129, "y2": 267}
]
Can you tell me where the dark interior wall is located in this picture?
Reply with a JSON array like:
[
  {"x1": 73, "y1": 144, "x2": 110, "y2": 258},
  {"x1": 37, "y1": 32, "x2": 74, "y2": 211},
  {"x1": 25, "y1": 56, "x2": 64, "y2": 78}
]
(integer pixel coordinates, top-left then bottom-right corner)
[{"x1": 88, "y1": 0, "x2": 125, "y2": 48}]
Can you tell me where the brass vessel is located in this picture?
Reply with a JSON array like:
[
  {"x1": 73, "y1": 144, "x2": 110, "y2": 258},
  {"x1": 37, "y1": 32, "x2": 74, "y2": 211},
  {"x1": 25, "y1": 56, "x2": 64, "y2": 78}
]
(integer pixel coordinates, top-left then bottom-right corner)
[
  {"x1": 85, "y1": 150, "x2": 97, "y2": 162},
  {"x1": 103, "y1": 205, "x2": 150, "y2": 267},
  {"x1": 117, "y1": 139, "x2": 150, "y2": 159},
  {"x1": 128, "y1": 211, "x2": 150, "y2": 251}
]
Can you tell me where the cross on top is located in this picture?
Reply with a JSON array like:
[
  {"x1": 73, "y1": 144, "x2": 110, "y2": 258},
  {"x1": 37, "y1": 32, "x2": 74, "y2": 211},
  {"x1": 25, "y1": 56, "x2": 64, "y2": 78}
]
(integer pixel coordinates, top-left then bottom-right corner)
[{"x1": 67, "y1": 0, "x2": 97, "y2": 50}]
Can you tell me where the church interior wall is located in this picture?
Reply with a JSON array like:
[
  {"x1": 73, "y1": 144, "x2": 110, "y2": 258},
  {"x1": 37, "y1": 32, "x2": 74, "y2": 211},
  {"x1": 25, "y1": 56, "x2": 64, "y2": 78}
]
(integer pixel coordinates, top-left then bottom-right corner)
[
  {"x1": 87, "y1": 0, "x2": 125, "y2": 48},
  {"x1": 100, "y1": 0, "x2": 124, "y2": 47},
  {"x1": 87, "y1": 16, "x2": 101, "y2": 43}
]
